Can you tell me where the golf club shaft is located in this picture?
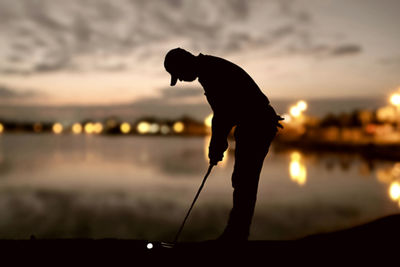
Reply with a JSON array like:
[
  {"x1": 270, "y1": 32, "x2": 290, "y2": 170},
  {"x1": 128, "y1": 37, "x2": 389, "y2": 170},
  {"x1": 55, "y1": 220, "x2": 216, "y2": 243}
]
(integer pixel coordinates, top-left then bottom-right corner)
[{"x1": 173, "y1": 164, "x2": 214, "y2": 244}]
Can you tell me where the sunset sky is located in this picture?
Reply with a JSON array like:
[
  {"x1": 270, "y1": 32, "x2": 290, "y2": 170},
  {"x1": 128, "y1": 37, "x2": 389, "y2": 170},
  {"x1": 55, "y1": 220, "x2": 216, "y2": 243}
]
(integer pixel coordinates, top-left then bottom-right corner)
[{"x1": 0, "y1": 0, "x2": 399, "y2": 107}]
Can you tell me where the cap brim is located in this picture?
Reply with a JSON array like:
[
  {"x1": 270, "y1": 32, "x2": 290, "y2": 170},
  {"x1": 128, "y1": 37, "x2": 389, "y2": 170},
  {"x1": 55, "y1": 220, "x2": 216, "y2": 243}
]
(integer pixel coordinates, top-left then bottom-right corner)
[{"x1": 170, "y1": 76, "x2": 178, "y2": 86}]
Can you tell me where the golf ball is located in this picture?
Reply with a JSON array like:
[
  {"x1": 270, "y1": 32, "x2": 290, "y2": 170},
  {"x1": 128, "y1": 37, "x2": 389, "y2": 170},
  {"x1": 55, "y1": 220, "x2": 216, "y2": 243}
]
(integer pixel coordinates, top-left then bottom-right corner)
[{"x1": 147, "y1": 243, "x2": 153, "y2": 249}]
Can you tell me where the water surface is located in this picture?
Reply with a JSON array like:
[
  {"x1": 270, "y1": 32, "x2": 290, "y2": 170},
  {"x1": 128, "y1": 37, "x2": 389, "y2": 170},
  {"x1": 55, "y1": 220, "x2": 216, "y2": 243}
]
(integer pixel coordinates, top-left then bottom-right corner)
[{"x1": 0, "y1": 134, "x2": 398, "y2": 241}]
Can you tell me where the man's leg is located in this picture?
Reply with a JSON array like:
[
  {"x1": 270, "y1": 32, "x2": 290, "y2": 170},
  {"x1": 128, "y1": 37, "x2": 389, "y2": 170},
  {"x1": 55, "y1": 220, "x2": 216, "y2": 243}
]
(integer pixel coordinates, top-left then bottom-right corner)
[{"x1": 219, "y1": 126, "x2": 275, "y2": 241}]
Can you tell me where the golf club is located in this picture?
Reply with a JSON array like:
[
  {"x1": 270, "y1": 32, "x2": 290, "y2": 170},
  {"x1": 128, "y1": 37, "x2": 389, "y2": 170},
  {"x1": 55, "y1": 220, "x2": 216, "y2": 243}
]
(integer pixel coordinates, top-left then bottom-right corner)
[{"x1": 161, "y1": 164, "x2": 214, "y2": 248}]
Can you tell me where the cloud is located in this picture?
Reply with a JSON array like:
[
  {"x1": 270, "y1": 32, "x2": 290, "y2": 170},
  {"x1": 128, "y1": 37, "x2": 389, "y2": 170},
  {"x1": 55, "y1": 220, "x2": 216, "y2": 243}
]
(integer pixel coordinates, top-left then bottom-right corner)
[
  {"x1": 0, "y1": 84, "x2": 42, "y2": 100},
  {"x1": 0, "y1": 0, "x2": 302, "y2": 74},
  {"x1": 330, "y1": 44, "x2": 362, "y2": 56},
  {"x1": 284, "y1": 41, "x2": 362, "y2": 59},
  {"x1": 378, "y1": 55, "x2": 400, "y2": 66},
  {"x1": 0, "y1": 0, "x2": 362, "y2": 75}
]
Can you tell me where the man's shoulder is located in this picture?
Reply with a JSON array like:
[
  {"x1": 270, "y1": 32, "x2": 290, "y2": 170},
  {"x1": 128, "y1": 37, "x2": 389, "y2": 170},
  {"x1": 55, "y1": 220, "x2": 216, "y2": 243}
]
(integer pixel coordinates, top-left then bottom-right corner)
[
  {"x1": 198, "y1": 54, "x2": 246, "y2": 77},
  {"x1": 199, "y1": 53, "x2": 234, "y2": 66}
]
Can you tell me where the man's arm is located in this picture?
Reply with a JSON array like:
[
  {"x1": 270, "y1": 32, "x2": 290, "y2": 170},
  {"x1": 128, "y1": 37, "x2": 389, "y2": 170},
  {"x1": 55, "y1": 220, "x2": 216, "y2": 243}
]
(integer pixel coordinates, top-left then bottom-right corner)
[{"x1": 208, "y1": 113, "x2": 233, "y2": 166}]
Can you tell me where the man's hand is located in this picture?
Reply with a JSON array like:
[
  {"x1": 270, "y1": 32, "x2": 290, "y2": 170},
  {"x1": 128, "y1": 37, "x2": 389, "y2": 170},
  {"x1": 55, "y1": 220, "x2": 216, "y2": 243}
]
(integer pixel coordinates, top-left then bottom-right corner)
[
  {"x1": 209, "y1": 159, "x2": 219, "y2": 166},
  {"x1": 209, "y1": 153, "x2": 223, "y2": 166},
  {"x1": 208, "y1": 140, "x2": 228, "y2": 166}
]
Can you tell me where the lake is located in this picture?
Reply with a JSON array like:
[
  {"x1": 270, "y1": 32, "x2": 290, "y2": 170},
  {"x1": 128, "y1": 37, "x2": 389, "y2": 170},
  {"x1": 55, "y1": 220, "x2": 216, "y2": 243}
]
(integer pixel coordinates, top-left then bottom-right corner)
[{"x1": 0, "y1": 134, "x2": 398, "y2": 241}]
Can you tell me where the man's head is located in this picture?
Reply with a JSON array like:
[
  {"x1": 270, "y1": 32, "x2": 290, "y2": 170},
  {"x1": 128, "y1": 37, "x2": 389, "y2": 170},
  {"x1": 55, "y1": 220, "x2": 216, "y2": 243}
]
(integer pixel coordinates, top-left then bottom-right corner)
[{"x1": 164, "y1": 48, "x2": 198, "y2": 86}]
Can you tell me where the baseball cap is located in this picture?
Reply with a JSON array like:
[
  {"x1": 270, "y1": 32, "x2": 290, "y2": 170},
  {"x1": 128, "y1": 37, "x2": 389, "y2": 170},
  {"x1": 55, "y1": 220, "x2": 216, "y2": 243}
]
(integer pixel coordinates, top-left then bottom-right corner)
[{"x1": 164, "y1": 48, "x2": 189, "y2": 86}]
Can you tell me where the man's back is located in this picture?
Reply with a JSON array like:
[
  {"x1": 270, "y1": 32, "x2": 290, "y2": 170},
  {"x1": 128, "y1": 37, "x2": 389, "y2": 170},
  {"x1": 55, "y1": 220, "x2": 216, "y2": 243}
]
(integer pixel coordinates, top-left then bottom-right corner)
[{"x1": 197, "y1": 54, "x2": 270, "y2": 124}]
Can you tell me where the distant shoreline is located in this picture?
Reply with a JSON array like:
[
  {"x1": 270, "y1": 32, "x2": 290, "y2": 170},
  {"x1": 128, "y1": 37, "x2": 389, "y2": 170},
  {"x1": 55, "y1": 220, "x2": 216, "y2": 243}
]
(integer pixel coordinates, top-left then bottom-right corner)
[{"x1": 0, "y1": 96, "x2": 387, "y2": 123}]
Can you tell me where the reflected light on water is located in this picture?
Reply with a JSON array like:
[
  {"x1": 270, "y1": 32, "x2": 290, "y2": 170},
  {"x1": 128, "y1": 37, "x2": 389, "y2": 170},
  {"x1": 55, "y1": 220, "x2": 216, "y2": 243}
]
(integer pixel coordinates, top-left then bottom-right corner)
[
  {"x1": 389, "y1": 182, "x2": 400, "y2": 201},
  {"x1": 375, "y1": 163, "x2": 400, "y2": 207},
  {"x1": 289, "y1": 151, "x2": 307, "y2": 186},
  {"x1": 2, "y1": 134, "x2": 400, "y2": 240}
]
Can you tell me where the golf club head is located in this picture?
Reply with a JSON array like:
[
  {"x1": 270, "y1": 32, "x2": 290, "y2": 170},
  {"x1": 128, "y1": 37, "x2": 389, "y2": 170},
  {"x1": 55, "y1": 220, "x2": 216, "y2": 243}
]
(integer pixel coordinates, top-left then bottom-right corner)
[{"x1": 160, "y1": 242, "x2": 175, "y2": 249}]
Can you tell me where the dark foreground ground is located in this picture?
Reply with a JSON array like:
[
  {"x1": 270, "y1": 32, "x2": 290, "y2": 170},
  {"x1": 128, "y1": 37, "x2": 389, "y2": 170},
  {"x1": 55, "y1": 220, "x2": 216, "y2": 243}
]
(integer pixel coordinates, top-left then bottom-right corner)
[{"x1": 2, "y1": 214, "x2": 400, "y2": 265}]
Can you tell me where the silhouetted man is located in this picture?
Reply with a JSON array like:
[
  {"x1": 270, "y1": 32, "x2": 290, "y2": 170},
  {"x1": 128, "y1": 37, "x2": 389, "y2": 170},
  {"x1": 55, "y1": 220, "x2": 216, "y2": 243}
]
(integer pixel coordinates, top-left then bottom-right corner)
[{"x1": 164, "y1": 48, "x2": 283, "y2": 241}]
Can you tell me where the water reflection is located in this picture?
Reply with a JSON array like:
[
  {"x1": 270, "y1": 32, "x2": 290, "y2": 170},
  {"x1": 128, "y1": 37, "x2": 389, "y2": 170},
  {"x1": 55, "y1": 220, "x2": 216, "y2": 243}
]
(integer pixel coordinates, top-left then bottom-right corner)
[
  {"x1": 376, "y1": 163, "x2": 400, "y2": 206},
  {"x1": 289, "y1": 151, "x2": 307, "y2": 186},
  {"x1": 1, "y1": 134, "x2": 400, "y2": 240},
  {"x1": 389, "y1": 182, "x2": 400, "y2": 205}
]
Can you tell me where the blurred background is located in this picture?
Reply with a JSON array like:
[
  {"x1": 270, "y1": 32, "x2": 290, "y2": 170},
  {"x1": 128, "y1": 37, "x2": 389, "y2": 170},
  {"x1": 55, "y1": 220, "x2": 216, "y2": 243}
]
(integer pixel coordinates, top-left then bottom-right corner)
[{"x1": 0, "y1": 0, "x2": 400, "y2": 241}]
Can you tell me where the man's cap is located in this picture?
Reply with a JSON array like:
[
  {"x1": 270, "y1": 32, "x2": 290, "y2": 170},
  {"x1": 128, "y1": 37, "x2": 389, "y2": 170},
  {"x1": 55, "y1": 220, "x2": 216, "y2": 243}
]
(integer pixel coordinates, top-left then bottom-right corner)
[{"x1": 164, "y1": 48, "x2": 191, "y2": 86}]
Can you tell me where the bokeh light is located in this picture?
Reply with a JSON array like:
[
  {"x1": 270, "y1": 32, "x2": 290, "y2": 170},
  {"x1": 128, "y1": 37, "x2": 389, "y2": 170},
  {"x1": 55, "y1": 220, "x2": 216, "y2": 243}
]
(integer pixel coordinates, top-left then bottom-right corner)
[
  {"x1": 289, "y1": 100, "x2": 308, "y2": 119},
  {"x1": 390, "y1": 93, "x2": 400, "y2": 106},
  {"x1": 94, "y1": 122, "x2": 103, "y2": 134},
  {"x1": 297, "y1": 100, "x2": 308, "y2": 111},
  {"x1": 52, "y1": 123, "x2": 63, "y2": 134},
  {"x1": 136, "y1": 122, "x2": 149, "y2": 134},
  {"x1": 160, "y1": 125, "x2": 170, "y2": 135},
  {"x1": 173, "y1": 122, "x2": 184, "y2": 133},
  {"x1": 120, "y1": 122, "x2": 131, "y2": 134},
  {"x1": 33, "y1": 123, "x2": 43, "y2": 133},
  {"x1": 290, "y1": 106, "x2": 301, "y2": 118},
  {"x1": 149, "y1": 123, "x2": 159, "y2": 134},
  {"x1": 72, "y1": 123, "x2": 83, "y2": 134},
  {"x1": 84, "y1": 123, "x2": 95, "y2": 134}
]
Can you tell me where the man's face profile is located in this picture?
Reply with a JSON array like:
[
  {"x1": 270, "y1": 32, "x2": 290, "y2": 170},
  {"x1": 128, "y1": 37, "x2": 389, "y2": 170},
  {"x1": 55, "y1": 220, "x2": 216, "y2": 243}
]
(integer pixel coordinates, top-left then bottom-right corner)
[{"x1": 164, "y1": 48, "x2": 197, "y2": 86}]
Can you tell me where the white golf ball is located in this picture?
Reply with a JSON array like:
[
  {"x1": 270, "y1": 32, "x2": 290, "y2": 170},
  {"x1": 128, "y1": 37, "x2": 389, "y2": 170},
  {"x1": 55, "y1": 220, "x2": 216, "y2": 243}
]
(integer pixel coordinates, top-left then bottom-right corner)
[{"x1": 147, "y1": 242, "x2": 153, "y2": 249}]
